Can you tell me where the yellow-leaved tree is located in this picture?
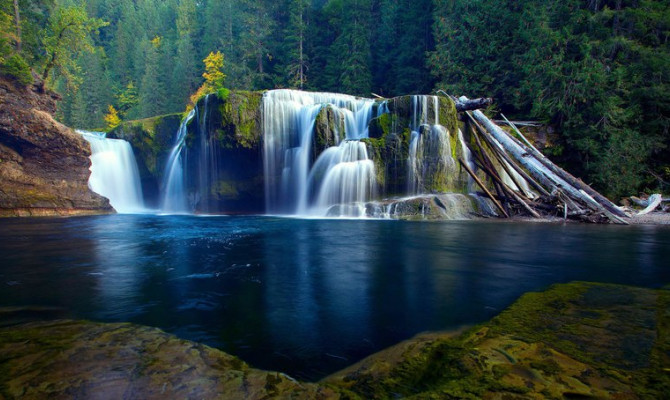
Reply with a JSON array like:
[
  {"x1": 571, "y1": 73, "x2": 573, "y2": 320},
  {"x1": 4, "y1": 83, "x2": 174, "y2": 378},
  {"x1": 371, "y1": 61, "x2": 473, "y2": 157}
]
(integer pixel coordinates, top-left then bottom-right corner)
[
  {"x1": 103, "y1": 105, "x2": 121, "y2": 130},
  {"x1": 187, "y1": 51, "x2": 227, "y2": 111}
]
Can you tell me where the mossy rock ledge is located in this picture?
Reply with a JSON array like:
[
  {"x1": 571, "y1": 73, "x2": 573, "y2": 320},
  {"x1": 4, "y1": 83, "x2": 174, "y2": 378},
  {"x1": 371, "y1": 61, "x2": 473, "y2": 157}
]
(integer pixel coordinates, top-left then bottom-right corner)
[
  {"x1": 108, "y1": 113, "x2": 182, "y2": 208},
  {"x1": 1, "y1": 281, "x2": 667, "y2": 399}
]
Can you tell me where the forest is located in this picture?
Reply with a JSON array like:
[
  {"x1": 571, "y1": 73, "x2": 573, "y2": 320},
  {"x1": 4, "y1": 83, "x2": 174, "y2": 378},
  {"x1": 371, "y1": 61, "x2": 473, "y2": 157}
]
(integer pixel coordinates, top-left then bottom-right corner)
[{"x1": 0, "y1": 0, "x2": 669, "y2": 198}]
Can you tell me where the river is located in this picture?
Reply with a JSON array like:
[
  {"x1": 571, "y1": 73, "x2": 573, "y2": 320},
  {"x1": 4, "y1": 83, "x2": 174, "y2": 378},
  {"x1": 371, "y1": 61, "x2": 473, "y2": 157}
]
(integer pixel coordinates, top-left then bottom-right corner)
[{"x1": 0, "y1": 215, "x2": 668, "y2": 380}]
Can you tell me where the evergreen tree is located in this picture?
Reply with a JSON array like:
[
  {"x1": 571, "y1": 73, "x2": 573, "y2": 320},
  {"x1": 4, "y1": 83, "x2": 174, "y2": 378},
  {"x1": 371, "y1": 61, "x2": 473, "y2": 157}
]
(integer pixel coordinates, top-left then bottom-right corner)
[
  {"x1": 139, "y1": 36, "x2": 167, "y2": 117},
  {"x1": 171, "y1": 0, "x2": 199, "y2": 109},
  {"x1": 283, "y1": 0, "x2": 309, "y2": 89}
]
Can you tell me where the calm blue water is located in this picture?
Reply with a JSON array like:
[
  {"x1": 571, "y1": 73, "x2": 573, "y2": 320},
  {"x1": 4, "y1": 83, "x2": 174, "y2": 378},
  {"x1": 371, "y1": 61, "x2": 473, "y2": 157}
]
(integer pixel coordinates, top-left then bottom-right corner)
[{"x1": 0, "y1": 215, "x2": 668, "y2": 380}]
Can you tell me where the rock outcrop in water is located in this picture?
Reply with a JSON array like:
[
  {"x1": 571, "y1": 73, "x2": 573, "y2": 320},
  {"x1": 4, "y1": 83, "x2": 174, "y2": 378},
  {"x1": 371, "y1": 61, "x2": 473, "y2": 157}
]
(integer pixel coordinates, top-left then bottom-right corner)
[
  {"x1": 110, "y1": 92, "x2": 264, "y2": 213},
  {"x1": 113, "y1": 89, "x2": 488, "y2": 217},
  {"x1": 0, "y1": 76, "x2": 112, "y2": 217},
  {"x1": 1, "y1": 282, "x2": 666, "y2": 398},
  {"x1": 108, "y1": 114, "x2": 182, "y2": 209}
]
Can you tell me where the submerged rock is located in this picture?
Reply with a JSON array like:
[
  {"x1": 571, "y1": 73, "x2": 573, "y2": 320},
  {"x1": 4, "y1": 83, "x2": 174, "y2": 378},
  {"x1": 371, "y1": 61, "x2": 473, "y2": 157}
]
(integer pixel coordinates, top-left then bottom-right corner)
[
  {"x1": 1, "y1": 282, "x2": 666, "y2": 399},
  {"x1": 0, "y1": 76, "x2": 112, "y2": 217},
  {"x1": 0, "y1": 320, "x2": 343, "y2": 399},
  {"x1": 365, "y1": 193, "x2": 495, "y2": 220},
  {"x1": 325, "y1": 282, "x2": 670, "y2": 399}
]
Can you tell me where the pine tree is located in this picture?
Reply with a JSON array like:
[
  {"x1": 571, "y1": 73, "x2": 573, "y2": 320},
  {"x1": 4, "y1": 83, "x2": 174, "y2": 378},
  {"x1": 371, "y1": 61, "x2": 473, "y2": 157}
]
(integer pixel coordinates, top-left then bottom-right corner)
[
  {"x1": 139, "y1": 36, "x2": 167, "y2": 117},
  {"x1": 171, "y1": 0, "x2": 199, "y2": 110},
  {"x1": 283, "y1": 0, "x2": 309, "y2": 89}
]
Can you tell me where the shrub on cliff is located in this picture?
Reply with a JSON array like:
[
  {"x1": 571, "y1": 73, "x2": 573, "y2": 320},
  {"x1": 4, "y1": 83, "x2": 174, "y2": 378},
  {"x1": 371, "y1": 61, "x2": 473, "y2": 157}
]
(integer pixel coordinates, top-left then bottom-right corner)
[{"x1": 0, "y1": 53, "x2": 32, "y2": 86}]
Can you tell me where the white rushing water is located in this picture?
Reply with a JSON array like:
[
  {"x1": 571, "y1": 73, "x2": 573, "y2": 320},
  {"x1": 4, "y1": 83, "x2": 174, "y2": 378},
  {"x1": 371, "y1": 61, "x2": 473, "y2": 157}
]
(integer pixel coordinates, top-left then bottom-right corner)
[
  {"x1": 407, "y1": 95, "x2": 458, "y2": 195},
  {"x1": 160, "y1": 95, "x2": 224, "y2": 214},
  {"x1": 160, "y1": 108, "x2": 196, "y2": 213},
  {"x1": 79, "y1": 130, "x2": 145, "y2": 213},
  {"x1": 262, "y1": 89, "x2": 377, "y2": 216}
]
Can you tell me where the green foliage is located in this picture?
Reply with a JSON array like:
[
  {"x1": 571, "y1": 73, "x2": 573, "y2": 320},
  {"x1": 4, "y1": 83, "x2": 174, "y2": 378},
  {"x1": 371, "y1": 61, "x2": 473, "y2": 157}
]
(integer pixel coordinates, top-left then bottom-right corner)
[
  {"x1": 430, "y1": 0, "x2": 670, "y2": 198},
  {"x1": 117, "y1": 81, "x2": 138, "y2": 117},
  {"x1": 41, "y1": 4, "x2": 107, "y2": 90},
  {"x1": 0, "y1": 53, "x2": 31, "y2": 85}
]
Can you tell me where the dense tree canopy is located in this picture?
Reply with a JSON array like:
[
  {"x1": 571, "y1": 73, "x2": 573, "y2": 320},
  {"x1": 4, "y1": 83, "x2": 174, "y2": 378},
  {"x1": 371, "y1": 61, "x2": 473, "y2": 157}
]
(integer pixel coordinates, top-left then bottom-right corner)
[{"x1": 0, "y1": 0, "x2": 668, "y2": 197}]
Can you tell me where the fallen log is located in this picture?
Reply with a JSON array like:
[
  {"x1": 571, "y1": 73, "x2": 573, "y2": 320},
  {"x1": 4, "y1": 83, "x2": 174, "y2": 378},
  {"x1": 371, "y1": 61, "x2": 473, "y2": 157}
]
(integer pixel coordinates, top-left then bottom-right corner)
[
  {"x1": 467, "y1": 107, "x2": 629, "y2": 224},
  {"x1": 501, "y1": 115, "x2": 628, "y2": 219},
  {"x1": 473, "y1": 159, "x2": 542, "y2": 218},
  {"x1": 459, "y1": 158, "x2": 509, "y2": 218},
  {"x1": 454, "y1": 97, "x2": 494, "y2": 112},
  {"x1": 468, "y1": 120, "x2": 538, "y2": 199},
  {"x1": 630, "y1": 195, "x2": 668, "y2": 208},
  {"x1": 466, "y1": 114, "x2": 551, "y2": 197},
  {"x1": 637, "y1": 194, "x2": 662, "y2": 216}
]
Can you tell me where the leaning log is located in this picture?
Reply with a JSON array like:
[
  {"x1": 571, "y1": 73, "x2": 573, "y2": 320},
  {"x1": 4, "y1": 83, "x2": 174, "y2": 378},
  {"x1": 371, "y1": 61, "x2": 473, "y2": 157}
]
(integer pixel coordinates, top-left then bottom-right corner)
[
  {"x1": 459, "y1": 158, "x2": 509, "y2": 218},
  {"x1": 466, "y1": 114, "x2": 551, "y2": 197},
  {"x1": 468, "y1": 108, "x2": 629, "y2": 224},
  {"x1": 501, "y1": 115, "x2": 628, "y2": 219},
  {"x1": 454, "y1": 97, "x2": 494, "y2": 112}
]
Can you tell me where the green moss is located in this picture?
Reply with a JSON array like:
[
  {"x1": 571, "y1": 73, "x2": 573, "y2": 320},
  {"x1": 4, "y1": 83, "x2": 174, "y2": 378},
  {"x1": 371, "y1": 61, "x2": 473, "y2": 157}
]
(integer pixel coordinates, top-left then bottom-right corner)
[
  {"x1": 216, "y1": 87, "x2": 230, "y2": 101},
  {"x1": 216, "y1": 91, "x2": 262, "y2": 149},
  {"x1": 438, "y1": 97, "x2": 460, "y2": 136},
  {"x1": 361, "y1": 138, "x2": 386, "y2": 187},
  {"x1": 212, "y1": 180, "x2": 239, "y2": 199}
]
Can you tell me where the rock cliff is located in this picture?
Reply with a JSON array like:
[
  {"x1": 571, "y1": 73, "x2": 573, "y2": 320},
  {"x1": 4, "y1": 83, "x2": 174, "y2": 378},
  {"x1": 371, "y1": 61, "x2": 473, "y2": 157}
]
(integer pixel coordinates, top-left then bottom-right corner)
[{"x1": 0, "y1": 76, "x2": 112, "y2": 217}]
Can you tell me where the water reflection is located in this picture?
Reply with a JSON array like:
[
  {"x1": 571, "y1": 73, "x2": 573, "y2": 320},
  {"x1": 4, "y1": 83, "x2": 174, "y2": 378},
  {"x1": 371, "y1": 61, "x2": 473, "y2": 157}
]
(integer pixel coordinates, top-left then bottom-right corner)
[{"x1": 0, "y1": 216, "x2": 669, "y2": 380}]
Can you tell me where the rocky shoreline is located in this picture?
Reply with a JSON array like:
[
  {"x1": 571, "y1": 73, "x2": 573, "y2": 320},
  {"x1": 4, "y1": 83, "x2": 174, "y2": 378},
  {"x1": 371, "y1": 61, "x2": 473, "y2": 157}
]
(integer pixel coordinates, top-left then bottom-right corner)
[{"x1": 1, "y1": 281, "x2": 667, "y2": 399}]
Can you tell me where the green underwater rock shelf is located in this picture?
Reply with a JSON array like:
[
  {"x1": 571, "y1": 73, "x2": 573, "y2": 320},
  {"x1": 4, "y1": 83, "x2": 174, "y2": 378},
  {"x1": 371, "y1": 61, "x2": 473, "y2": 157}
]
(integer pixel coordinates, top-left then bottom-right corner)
[{"x1": 0, "y1": 281, "x2": 667, "y2": 399}]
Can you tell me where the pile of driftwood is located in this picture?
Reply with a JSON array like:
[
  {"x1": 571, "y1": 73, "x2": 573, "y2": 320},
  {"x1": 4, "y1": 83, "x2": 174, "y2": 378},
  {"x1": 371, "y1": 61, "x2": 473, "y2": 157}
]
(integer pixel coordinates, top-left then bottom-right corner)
[{"x1": 450, "y1": 95, "x2": 631, "y2": 224}]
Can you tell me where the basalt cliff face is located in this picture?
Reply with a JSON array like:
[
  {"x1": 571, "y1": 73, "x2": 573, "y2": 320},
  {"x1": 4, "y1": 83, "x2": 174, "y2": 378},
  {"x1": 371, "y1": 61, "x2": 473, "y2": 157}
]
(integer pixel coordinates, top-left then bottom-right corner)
[{"x1": 0, "y1": 76, "x2": 112, "y2": 217}]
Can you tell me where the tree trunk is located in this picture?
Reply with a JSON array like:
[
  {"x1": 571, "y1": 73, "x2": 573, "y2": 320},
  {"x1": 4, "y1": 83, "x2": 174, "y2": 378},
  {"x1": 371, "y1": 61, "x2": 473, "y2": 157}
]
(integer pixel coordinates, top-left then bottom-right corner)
[
  {"x1": 469, "y1": 108, "x2": 628, "y2": 224},
  {"x1": 13, "y1": 0, "x2": 21, "y2": 52},
  {"x1": 501, "y1": 115, "x2": 628, "y2": 218},
  {"x1": 636, "y1": 194, "x2": 662, "y2": 216},
  {"x1": 459, "y1": 158, "x2": 509, "y2": 218},
  {"x1": 454, "y1": 97, "x2": 493, "y2": 112}
]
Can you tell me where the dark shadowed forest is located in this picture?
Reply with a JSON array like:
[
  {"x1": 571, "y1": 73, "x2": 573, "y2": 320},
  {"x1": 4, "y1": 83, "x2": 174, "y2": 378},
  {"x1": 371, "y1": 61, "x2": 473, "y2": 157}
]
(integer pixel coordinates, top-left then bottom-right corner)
[{"x1": 1, "y1": 0, "x2": 669, "y2": 197}]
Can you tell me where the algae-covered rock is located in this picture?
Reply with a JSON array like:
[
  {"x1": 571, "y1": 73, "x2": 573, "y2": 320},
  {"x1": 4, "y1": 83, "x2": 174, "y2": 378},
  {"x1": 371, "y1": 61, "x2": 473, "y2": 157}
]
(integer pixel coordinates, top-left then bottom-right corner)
[
  {"x1": 187, "y1": 92, "x2": 265, "y2": 213},
  {"x1": 325, "y1": 282, "x2": 670, "y2": 399},
  {"x1": 314, "y1": 105, "x2": 345, "y2": 156},
  {"x1": 0, "y1": 320, "x2": 345, "y2": 399},
  {"x1": 108, "y1": 113, "x2": 182, "y2": 208},
  {"x1": 363, "y1": 95, "x2": 469, "y2": 198},
  {"x1": 1, "y1": 283, "x2": 665, "y2": 399},
  {"x1": 366, "y1": 194, "x2": 491, "y2": 220}
]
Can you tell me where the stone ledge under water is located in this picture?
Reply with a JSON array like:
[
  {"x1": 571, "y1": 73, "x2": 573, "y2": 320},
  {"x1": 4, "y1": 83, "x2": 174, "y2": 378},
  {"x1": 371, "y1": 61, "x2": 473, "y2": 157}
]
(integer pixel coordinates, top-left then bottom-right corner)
[{"x1": 1, "y1": 282, "x2": 667, "y2": 399}]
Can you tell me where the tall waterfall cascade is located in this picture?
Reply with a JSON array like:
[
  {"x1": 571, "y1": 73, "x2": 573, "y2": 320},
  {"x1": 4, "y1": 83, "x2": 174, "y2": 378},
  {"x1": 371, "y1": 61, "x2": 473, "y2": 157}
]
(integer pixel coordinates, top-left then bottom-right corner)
[
  {"x1": 160, "y1": 109, "x2": 195, "y2": 213},
  {"x1": 262, "y1": 89, "x2": 378, "y2": 216},
  {"x1": 160, "y1": 95, "x2": 222, "y2": 214},
  {"x1": 79, "y1": 130, "x2": 145, "y2": 213}
]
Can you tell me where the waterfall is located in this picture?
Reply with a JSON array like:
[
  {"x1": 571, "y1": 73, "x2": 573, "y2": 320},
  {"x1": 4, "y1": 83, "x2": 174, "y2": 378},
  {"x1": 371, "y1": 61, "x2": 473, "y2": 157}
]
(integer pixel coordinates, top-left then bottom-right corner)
[
  {"x1": 160, "y1": 94, "x2": 222, "y2": 214},
  {"x1": 262, "y1": 89, "x2": 377, "y2": 217},
  {"x1": 160, "y1": 108, "x2": 195, "y2": 213},
  {"x1": 79, "y1": 131, "x2": 144, "y2": 213},
  {"x1": 307, "y1": 141, "x2": 376, "y2": 217},
  {"x1": 407, "y1": 95, "x2": 458, "y2": 194}
]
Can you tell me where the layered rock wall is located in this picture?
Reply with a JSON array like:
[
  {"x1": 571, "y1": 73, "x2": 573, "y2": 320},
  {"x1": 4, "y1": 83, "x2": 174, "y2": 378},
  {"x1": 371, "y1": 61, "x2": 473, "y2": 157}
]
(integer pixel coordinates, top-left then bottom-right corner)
[{"x1": 0, "y1": 77, "x2": 112, "y2": 217}]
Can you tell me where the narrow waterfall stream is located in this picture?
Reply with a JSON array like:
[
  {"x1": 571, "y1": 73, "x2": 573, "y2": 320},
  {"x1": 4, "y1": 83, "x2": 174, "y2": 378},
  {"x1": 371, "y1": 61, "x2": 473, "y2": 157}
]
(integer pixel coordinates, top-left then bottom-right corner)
[{"x1": 79, "y1": 130, "x2": 145, "y2": 213}]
